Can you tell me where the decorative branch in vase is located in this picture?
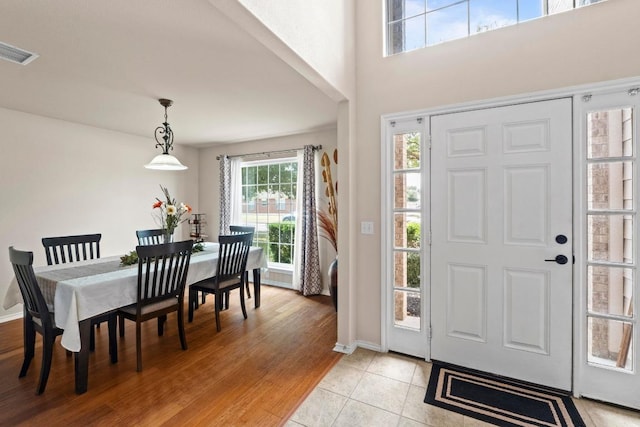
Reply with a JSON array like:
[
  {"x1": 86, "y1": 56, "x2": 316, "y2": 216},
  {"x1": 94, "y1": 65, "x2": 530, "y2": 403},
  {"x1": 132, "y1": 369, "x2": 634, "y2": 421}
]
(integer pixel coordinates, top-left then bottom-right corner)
[
  {"x1": 318, "y1": 149, "x2": 338, "y2": 311},
  {"x1": 318, "y1": 149, "x2": 338, "y2": 251}
]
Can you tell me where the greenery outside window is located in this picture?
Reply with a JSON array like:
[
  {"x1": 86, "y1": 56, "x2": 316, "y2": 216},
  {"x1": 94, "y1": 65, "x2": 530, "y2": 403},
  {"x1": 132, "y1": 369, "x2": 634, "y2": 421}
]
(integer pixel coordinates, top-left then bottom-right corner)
[
  {"x1": 241, "y1": 158, "x2": 298, "y2": 268},
  {"x1": 387, "y1": 0, "x2": 605, "y2": 55}
]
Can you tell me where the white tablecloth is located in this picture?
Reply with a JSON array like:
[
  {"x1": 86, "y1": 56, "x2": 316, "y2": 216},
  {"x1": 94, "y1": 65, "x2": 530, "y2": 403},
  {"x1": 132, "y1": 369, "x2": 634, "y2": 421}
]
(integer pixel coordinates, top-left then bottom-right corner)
[{"x1": 3, "y1": 242, "x2": 267, "y2": 351}]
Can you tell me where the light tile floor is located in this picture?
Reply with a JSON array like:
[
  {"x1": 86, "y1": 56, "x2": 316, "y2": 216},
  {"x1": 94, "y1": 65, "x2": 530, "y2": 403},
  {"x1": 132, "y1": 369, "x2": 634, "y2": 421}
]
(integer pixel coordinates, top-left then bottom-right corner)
[{"x1": 285, "y1": 348, "x2": 640, "y2": 427}]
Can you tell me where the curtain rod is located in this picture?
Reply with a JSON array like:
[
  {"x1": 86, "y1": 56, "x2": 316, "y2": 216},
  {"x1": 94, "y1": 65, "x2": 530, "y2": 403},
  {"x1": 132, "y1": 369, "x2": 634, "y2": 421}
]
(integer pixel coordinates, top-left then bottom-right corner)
[{"x1": 216, "y1": 144, "x2": 322, "y2": 160}]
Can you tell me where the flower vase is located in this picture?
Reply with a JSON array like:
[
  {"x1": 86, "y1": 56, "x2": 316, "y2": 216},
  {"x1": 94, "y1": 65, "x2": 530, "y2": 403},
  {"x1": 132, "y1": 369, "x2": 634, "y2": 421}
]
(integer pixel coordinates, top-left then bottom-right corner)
[
  {"x1": 163, "y1": 229, "x2": 174, "y2": 243},
  {"x1": 328, "y1": 256, "x2": 338, "y2": 312}
]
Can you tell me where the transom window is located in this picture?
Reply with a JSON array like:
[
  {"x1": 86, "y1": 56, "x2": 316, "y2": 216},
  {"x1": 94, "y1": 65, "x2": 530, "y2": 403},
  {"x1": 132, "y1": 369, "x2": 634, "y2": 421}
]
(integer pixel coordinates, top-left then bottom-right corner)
[{"x1": 386, "y1": 0, "x2": 605, "y2": 55}]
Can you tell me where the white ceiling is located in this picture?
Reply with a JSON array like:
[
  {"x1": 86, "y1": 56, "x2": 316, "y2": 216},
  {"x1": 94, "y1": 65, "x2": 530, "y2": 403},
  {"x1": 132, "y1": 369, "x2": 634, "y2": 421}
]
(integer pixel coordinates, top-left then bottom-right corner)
[{"x1": 0, "y1": 1, "x2": 338, "y2": 147}]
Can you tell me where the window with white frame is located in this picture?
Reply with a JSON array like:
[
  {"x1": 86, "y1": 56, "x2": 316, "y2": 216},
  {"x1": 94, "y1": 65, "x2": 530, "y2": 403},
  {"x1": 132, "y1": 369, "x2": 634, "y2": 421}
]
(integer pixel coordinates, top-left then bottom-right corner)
[
  {"x1": 585, "y1": 106, "x2": 635, "y2": 371},
  {"x1": 386, "y1": 0, "x2": 605, "y2": 55},
  {"x1": 241, "y1": 158, "x2": 298, "y2": 267}
]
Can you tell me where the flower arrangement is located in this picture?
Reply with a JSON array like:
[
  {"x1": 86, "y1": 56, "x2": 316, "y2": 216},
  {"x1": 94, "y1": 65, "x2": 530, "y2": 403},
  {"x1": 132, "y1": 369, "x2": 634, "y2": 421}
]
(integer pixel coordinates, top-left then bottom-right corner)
[
  {"x1": 153, "y1": 185, "x2": 192, "y2": 239},
  {"x1": 318, "y1": 149, "x2": 338, "y2": 252}
]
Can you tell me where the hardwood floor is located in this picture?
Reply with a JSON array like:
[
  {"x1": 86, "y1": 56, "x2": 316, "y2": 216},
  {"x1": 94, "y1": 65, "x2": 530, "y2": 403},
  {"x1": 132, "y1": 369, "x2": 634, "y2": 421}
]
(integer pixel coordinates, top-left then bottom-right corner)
[{"x1": 0, "y1": 286, "x2": 340, "y2": 426}]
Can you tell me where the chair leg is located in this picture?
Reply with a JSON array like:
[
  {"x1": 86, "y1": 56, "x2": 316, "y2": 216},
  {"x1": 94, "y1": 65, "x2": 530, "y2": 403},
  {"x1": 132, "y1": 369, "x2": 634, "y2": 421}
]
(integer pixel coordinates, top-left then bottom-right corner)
[
  {"x1": 245, "y1": 272, "x2": 251, "y2": 299},
  {"x1": 157, "y1": 315, "x2": 167, "y2": 336},
  {"x1": 177, "y1": 306, "x2": 187, "y2": 350},
  {"x1": 108, "y1": 314, "x2": 118, "y2": 364},
  {"x1": 201, "y1": 291, "x2": 206, "y2": 305},
  {"x1": 89, "y1": 324, "x2": 96, "y2": 352},
  {"x1": 20, "y1": 316, "x2": 35, "y2": 378},
  {"x1": 119, "y1": 313, "x2": 125, "y2": 338},
  {"x1": 214, "y1": 292, "x2": 222, "y2": 332},
  {"x1": 224, "y1": 290, "x2": 230, "y2": 310},
  {"x1": 188, "y1": 290, "x2": 195, "y2": 323},
  {"x1": 136, "y1": 322, "x2": 143, "y2": 372},
  {"x1": 36, "y1": 333, "x2": 55, "y2": 395},
  {"x1": 239, "y1": 284, "x2": 248, "y2": 320}
]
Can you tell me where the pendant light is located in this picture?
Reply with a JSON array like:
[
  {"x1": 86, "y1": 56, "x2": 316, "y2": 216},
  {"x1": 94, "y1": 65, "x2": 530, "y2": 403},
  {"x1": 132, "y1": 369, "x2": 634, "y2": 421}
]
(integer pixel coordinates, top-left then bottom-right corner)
[{"x1": 144, "y1": 98, "x2": 188, "y2": 170}]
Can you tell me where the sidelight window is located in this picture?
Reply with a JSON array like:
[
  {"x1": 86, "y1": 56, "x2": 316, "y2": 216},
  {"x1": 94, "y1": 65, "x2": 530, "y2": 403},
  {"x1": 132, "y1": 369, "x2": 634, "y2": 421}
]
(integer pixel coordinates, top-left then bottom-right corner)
[{"x1": 585, "y1": 107, "x2": 635, "y2": 371}]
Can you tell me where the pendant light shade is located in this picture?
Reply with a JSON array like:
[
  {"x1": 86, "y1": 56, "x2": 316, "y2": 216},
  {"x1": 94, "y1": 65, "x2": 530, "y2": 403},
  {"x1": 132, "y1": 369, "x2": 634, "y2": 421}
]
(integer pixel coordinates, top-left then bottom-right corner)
[
  {"x1": 145, "y1": 153, "x2": 188, "y2": 170},
  {"x1": 145, "y1": 98, "x2": 188, "y2": 170}
]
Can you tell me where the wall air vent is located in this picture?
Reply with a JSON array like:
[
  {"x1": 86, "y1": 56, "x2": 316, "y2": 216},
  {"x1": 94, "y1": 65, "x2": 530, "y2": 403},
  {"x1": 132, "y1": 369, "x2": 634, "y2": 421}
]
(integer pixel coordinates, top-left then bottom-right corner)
[{"x1": 0, "y1": 41, "x2": 38, "y2": 65}]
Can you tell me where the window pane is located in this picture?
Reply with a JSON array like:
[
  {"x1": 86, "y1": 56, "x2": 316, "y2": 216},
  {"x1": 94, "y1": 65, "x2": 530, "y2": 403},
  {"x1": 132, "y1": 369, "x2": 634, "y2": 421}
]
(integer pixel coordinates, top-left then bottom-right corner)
[
  {"x1": 389, "y1": 0, "x2": 426, "y2": 21},
  {"x1": 394, "y1": 250, "x2": 421, "y2": 288},
  {"x1": 394, "y1": 132, "x2": 421, "y2": 170},
  {"x1": 587, "y1": 108, "x2": 634, "y2": 159},
  {"x1": 427, "y1": 0, "x2": 464, "y2": 11},
  {"x1": 389, "y1": 15, "x2": 426, "y2": 54},
  {"x1": 394, "y1": 290, "x2": 421, "y2": 329},
  {"x1": 588, "y1": 266, "x2": 633, "y2": 317},
  {"x1": 548, "y1": 0, "x2": 573, "y2": 14},
  {"x1": 427, "y1": 1, "x2": 468, "y2": 45},
  {"x1": 588, "y1": 317, "x2": 633, "y2": 371},
  {"x1": 394, "y1": 213, "x2": 421, "y2": 249},
  {"x1": 470, "y1": 0, "x2": 517, "y2": 35},
  {"x1": 518, "y1": 0, "x2": 544, "y2": 21},
  {"x1": 394, "y1": 173, "x2": 421, "y2": 209},
  {"x1": 587, "y1": 162, "x2": 633, "y2": 210},
  {"x1": 587, "y1": 215, "x2": 633, "y2": 264},
  {"x1": 241, "y1": 159, "x2": 297, "y2": 266}
]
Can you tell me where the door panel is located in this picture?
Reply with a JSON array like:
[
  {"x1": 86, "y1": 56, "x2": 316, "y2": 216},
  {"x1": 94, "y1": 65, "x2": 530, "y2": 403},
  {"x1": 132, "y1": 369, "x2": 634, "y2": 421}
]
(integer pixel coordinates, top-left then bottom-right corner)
[{"x1": 431, "y1": 98, "x2": 573, "y2": 390}]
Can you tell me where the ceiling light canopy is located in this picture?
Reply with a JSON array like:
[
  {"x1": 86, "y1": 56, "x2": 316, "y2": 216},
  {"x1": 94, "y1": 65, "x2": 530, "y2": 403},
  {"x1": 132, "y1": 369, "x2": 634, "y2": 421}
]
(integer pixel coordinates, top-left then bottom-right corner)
[{"x1": 144, "y1": 98, "x2": 188, "y2": 171}]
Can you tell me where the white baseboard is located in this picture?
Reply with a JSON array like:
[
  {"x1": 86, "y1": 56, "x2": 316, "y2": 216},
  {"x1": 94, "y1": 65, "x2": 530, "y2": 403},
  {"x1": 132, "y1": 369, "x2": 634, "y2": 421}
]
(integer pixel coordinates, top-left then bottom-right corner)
[
  {"x1": 0, "y1": 311, "x2": 22, "y2": 323},
  {"x1": 333, "y1": 340, "x2": 383, "y2": 354}
]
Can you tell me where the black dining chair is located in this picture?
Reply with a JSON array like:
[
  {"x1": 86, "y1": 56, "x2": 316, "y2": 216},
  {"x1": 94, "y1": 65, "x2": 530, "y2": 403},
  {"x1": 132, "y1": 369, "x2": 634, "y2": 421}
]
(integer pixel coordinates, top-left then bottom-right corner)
[
  {"x1": 136, "y1": 229, "x2": 166, "y2": 246},
  {"x1": 229, "y1": 225, "x2": 255, "y2": 300},
  {"x1": 188, "y1": 233, "x2": 252, "y2": 332},
  {"x1": 41, "y1": 233, "x2": 108, "y2": 352},
  {"x1": 117, "y1": 240, "x2": 193, "y2": 372},
  {"x1": 9, "y1": 246, "x2": 63, "y2": 394},
  {"x1": 9, "y1": 246, "x2": 116, "y2": 394},
  {"x1": 42, "y1": 234, "x2": 101, "y2": 265}
]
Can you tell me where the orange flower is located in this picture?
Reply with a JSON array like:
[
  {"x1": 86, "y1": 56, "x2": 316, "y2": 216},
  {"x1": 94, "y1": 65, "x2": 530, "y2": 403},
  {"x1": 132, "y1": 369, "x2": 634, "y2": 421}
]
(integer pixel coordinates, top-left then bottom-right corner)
[{"x1": 153, "y1": 200, "x2": 162, "y2": 209}]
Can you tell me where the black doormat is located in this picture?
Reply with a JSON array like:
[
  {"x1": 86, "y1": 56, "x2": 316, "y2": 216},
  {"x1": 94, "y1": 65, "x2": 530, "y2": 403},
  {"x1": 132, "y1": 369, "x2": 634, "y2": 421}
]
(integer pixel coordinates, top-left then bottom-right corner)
[{"x1": 424, "y1": 362, "x2": 585, "y2": 427}]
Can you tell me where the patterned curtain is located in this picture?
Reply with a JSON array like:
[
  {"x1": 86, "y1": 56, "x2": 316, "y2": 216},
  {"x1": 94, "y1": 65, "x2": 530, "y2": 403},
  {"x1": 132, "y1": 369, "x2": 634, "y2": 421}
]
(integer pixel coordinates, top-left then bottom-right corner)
[
  {"x1": 297, "y1": 145, "x2": 322, "y2": 295},
  {"x1": 219, "y1": 155, "x2": 231, "y2": 235}
]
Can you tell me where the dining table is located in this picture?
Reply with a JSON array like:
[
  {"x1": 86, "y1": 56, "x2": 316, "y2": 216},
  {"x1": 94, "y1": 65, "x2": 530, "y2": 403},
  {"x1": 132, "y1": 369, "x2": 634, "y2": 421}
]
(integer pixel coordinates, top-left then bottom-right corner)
[{"x1": 3, "y1": 242, "x2": 267, "y2": 394}]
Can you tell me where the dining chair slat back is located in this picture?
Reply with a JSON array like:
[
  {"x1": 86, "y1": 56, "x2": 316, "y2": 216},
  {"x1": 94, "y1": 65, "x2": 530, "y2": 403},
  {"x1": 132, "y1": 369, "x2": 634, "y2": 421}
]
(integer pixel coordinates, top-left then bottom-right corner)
[
  {"x1": 136, "y1": 229, "x2": 166, "y2": 246},
  {"x1": 9, "y1": 246, "x2": 64, "y2": 394},
  {"x1": 41, "y1": 233, "x2": 106, "y2": 352},
  {"x1": 117, "y1": 240, "x2": 193, "y2": 372},
  {"x1": 229, "y1": 225, "x2": 255, "y2": 298},
  {"x1": 188, "y1": 232, "x2": 252, "y2": 331},
  {"x1": 41, "y1": 234, "x2": 101, "y2": 265}
]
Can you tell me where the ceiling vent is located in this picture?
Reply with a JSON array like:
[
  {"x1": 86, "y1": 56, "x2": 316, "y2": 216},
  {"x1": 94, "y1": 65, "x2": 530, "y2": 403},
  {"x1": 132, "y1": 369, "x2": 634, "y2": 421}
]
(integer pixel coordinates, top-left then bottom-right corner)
[{"x1": 0, "y1": 41, "x2": 38, "y2": 65}]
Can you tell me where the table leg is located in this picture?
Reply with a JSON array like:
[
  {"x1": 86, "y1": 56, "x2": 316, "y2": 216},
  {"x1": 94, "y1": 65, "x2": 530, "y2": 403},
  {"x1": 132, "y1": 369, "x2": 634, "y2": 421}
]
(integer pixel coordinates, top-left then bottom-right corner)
[
  {"x1": 252, "y1": 268, "x2": 261, "y2": 308},
  {"x1": 74, "y1": 318, "x2": 92, "y2": 394}
]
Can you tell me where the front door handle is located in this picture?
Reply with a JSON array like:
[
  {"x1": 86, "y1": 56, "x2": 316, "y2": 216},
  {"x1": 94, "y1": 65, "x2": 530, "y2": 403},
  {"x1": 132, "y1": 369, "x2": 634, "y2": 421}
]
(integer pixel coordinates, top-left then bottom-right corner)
[{"x1": 545, "y1": 255, "x2": 568, "y2": 265}]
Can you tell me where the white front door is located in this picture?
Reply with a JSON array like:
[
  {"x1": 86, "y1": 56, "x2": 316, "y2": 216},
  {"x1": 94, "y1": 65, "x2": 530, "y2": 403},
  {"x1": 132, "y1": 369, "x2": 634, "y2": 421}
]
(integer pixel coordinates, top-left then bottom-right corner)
[{"x1": 430, "y1": 98, "x2": 573, "y2": 390}]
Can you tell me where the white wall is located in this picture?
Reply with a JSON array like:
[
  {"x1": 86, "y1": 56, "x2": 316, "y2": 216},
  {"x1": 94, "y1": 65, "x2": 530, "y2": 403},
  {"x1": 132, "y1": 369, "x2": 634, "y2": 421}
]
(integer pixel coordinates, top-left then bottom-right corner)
[
  {"x1": 0, "y1": 107, "x2": 198, "y2": 320},
  {"x1": 237, "y1": 0, "x2": 353, "y2": 101},
  {"x1": 353, "y1": 0, "x2": 640, "y2": 345},
  {"x1": 198, "y1": 129, "x2": 338, "y2": 292}
]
